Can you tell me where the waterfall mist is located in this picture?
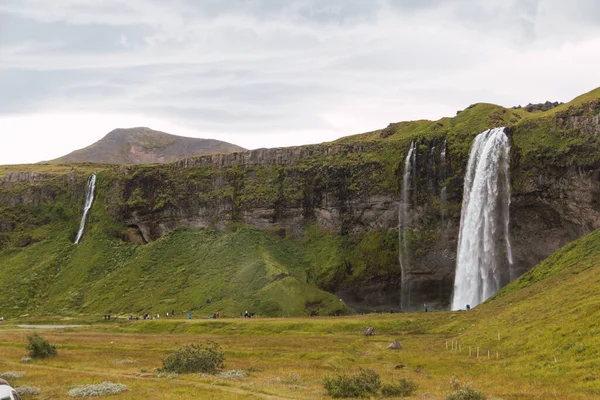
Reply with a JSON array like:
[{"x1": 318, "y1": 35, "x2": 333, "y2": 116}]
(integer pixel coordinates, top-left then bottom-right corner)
[
  {"x1": 74, "y1": 173, "x2": 97, "y2": 245},
  {"x1": 452, "y1": 128, "x2": 513, "y2": 310}
]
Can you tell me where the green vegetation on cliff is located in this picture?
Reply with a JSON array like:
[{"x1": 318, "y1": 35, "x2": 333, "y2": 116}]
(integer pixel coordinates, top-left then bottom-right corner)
[{"x1": 0, "y1": 87, "x2": 599, "y2": 317}]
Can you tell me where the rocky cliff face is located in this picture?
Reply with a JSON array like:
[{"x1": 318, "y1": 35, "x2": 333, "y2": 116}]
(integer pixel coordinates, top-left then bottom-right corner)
[
  {"x1": 2, "y1": 91, "x2": 599, "y2": 313},
  {"x1": 100, "y1": 98, "x2": 600, "y2": 311},
  {"x1": 108, "y1": 142, "x2": 396, "y2": 241}
]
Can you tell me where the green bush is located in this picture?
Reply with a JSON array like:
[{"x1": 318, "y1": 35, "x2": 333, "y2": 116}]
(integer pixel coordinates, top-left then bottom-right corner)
[
  {"x1": 161, "y1": 340, "x2": 225, "y2": 373},
  {"x1": 447, "y1": 386, "x2": 486, "y2": 400},
  {"x1": 26, "y1": 334, "x2": 57, "y2": 359},
  {"x1": 381, "y1": 378, "x2": 418, "y2": 397},
  {"x1": 323, "y1": 368, "x2": 381, "y2": 398}
]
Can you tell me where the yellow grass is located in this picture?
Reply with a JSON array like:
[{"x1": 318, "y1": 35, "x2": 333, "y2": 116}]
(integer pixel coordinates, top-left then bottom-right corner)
[{"x1": 0, "y1": 315, "x2": 591, "y2": 399}]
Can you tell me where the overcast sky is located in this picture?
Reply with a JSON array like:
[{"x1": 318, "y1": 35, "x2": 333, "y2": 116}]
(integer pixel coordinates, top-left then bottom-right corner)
[{"x1": 1, "y1": 0, "x2": 599, "y2": 164}]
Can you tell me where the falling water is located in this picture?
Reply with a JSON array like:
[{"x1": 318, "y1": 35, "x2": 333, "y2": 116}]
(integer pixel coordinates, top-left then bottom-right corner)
[
  {"x1": 440, "y1": 140, "x2": 447, "y2": 220},
  {"x1": 452, "y1": 128, "x2": 512, "y2": 310},
  {"x1": 399, "y1": 141, "x2": 416, "y2": 311},
  {"x1": 74, "y1": 173, "x2": 97, "y2": 244},
  {"x1": 429, "y1": 146, "x2": 436, "y2": 196}
]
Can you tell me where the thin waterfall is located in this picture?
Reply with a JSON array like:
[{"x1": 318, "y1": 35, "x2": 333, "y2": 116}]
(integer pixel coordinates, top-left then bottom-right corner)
[
  {"x1": 429, "y1": 146, "x2": 436, "y2": 197},
  {"x1": 452, "y1": 128, "x2": 512, "y2": 310},
  {"x1": 399, "y1": 141, "x2": 416, "y2": 311},
  {"x1": 440, "y1": 140, "x2": 447, "y2": 220},
  {"x1": 74, "y1": 173, "x2": 97, "y2": 244}
]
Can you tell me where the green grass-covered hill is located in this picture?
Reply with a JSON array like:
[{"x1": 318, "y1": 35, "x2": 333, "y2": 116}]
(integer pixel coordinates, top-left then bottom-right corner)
[{"x1": 0, "y1": 87, "x2": 599, "y2": 317}]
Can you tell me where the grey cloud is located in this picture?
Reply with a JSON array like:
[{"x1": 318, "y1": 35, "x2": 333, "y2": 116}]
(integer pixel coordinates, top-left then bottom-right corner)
[
  {"x1": 174, "y1": 0, "x2": 383, "y2": 24},
  {"x1": 0, "y1": 13, "x2": 154, "y2": 54},
  {"x1": 0, "y1": 0, "x2": 599, "y2": 144},
  {"x1": 0, "y1": 69, "x2": 91, "y2": 114}
]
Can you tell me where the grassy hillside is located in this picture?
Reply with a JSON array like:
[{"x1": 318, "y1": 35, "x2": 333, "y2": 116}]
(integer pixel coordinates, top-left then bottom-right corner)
[
  {"x1": 431, "y1": 228, "x2": 600, "y2": 396},
  {"x1": 0, "y1": 201, "x2": 350, "y2": 318}
]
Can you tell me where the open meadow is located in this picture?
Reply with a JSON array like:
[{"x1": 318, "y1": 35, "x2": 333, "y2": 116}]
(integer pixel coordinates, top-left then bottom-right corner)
[{"x1": 0, "y1": 308, "x2": 597, "y2": 399}]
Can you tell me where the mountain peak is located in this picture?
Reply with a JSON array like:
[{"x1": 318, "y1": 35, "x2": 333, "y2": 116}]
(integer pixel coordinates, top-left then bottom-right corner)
[{"x1": 49, "y1": 127, "x2": 246, "y2": 164}]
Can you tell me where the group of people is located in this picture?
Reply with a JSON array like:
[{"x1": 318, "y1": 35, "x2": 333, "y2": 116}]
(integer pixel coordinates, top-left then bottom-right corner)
[
  {"x1": 212, "y1": 310, "x2": 256, "y2": 319},
  {"x1": 102, "y1": 308, "x2": 262, "y2": 320},
  {"x1": 102, "y1": 310, "x2": 177, "y2": 321},
  {"x1": 142, "y1": 310, "x2": 175, "y2": 320}
]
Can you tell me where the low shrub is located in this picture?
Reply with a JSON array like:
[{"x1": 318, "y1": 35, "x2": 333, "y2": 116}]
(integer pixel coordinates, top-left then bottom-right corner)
[
  {"x1": 381, "y1": 378, "x2": 418, "y2": 397},
  {"x1": 68, "y1": 382, "x2": 128, "y2": 397},
  {"x1": 323, "y1": 368, "x2": 381, "y2": 398},
  {"x1": 217, "y1": 370, "x2": 247, "y2": 380},
  {"x1": 161, "y1": 340, "x2": 225, "y2": 373},
  {"x1": 447, "y1": 386, "x2": 487, "y2": 400},
  {"x1": 0, "y1": 372, "x2": 24, "y2": 380},
  {"x1": 156, "y1": 372, "x2": 178, "y2": 379},
  {"x1": 114, "y1": 359, "x2": 137, "y2": 365},
  {"x1": 16, "y1": 386, "x2": 41, "y2": 396},
  {"x1": 26, "y1": 333, "x2": 57, "y2": 359}
]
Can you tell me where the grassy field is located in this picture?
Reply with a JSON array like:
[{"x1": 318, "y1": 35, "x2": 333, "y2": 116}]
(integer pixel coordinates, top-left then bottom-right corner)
[{"x1": 0, "y1": 312, "x2": 593, "y2": 400}]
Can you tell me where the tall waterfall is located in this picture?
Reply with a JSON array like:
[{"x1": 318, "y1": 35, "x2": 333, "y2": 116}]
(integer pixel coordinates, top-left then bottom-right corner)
[
  {"x1": 440, "y1": 140, "x2": 447, "y2": 220},
  {"x1": 399, "y1": 141, "x2": 416, "y2": 311},
  {"x1": 74, "y1": 173, "x2": 97, "y2": 245},
  {"x1": 452, "y1": 128, "x2": 513, "y2": 310}
]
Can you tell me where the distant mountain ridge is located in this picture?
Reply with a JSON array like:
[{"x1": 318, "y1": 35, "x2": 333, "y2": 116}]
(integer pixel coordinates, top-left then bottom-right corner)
[{"x1": 48, "y1": 127, "x2": 246, "y2": 164}]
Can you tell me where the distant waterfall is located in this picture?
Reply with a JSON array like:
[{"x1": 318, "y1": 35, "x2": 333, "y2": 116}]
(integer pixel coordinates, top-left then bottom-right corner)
[
  {"x1": 399, "y1": 141, "x2": 416, "y2": 311},
  {"x1": 452, "y1": 128, "x2": 512, "y2": 310},
  {"x1": 440, "y1": 140, "x2": 447, "y2": 220},
  {"x1": 74, "y1": 173, "x2": 97, "y2": 245}
]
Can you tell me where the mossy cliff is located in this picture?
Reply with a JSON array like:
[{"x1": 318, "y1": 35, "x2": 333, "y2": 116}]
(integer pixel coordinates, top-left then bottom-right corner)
[{"x1": 0, "y1": 87, "x2": 599, "y2": 316}]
